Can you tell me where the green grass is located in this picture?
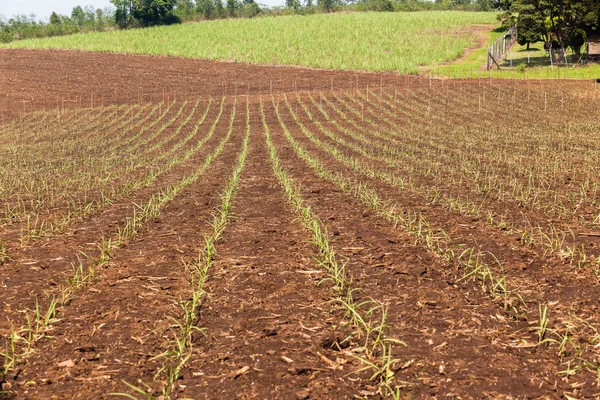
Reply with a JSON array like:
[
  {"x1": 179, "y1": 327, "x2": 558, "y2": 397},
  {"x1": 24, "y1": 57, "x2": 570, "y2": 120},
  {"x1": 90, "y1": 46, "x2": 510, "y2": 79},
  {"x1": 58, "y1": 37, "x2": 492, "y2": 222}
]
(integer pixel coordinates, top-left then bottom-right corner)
[
  {"x1": 429, "y1": 28, "x2": 600, "y2": 79},
  {"x1": 1, "y1": 11, "x2": 497, "y2": 74},
  {"x1": 489, "y1": 41, "x2": 600, "y2": 79},
  {"x1": 426, "y1": 27, "x2": 504, "y2": 77}
]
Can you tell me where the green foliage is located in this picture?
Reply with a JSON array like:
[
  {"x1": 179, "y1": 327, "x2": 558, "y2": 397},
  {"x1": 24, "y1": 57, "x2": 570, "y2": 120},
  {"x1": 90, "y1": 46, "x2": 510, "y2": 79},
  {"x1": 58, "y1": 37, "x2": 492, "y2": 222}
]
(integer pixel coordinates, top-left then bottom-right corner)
[
  {"x1": 0, "y1": 9, "x2": 112, "y2": 43},
  {"x1": 177, "y1": 0, "x2": 196, "y2": 14},
  {"x1": 494, "y1": 0, "x2": 512, "y2": 11},
  {"x1": 501, "y1": 0, "x2": 600, "y2": 54},
  {"x1": 286, "y1": 0, "x2": 302, "y2": 10},
  {"x1": 49, "y1": 12, "x2": 61, "y2": 25},
  {"x1": 226, "y1": 0, "x2": 236, "y2": 17},
  {"x1": 2, "y1": 12, "x2": 498, "y2": 73},
  {"x1": 174, "y1": 0, "x2": 196, "y2": 19},
  {"x1": 240, "y1": 2, "x2": 261, "y2": 18},
  {"x1": 112, "y1": 0, "x2": 135, "y2": 28},
  {"x1": 215, "y1": 0, "x2": 225, "y2": 17},
  {"x1": 356, "y1": 0, "x2": 394, "y2": 12},
  {"x1": 516, "y1": 2, "x2": 544, "y2": 48},
  {"x1": 568, "y1": 28, "x2": 586, "y2": 55},
  {"x1": 111, "y1": 0, "x2": 179, "y2": 27},
  {"x1": 71, "y1": 6, "x2": 86, "y2": 26},
  {"x1": 196, "y1": 0, "x2": 215, "y2": 18},
  {"x1": 133, "y1": 0, "x2": 179, "y2": 26},
  {"x1": 318, "y1": 0, "x2": 338, "y2": 12}
]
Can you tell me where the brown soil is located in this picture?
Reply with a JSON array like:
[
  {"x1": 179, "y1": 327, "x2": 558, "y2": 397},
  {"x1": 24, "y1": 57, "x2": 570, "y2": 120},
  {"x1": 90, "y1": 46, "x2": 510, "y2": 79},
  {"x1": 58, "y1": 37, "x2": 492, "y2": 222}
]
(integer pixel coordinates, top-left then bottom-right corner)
[
  {"x1": 265, "y1": 99, "x2": 556, "y2": 398},
  {"x1": 15, "y1": 101, "x2": 243, "y2": 399},
  {"x1": 1, "y1": 49, "x2": 600, "y2": 400},
  {"x1": 0, "y1": 49, "x2": 406, "y2": 122}
]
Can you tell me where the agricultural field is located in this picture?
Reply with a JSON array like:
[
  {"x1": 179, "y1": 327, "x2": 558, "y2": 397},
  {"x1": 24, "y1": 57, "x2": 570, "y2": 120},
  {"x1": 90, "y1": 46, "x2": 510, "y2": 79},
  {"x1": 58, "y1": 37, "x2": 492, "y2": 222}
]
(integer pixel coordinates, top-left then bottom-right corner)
[
  {"x1": 0, "y1": 12, "x2": 498, "y2": 73},
  {"x1": 1, "y1": 48, "x2": 600, "y2": 399}
]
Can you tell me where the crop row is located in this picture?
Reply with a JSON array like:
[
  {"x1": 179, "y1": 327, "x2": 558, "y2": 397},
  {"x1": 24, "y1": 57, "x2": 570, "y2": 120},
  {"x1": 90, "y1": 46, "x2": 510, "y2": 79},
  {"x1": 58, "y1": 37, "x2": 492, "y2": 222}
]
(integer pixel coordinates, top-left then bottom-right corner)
[
  {"x1": 292, "y1": 84, "x2": 600, "y2": 272},
  {"x1": 267, "y1": 87, "x2": 600, "y2": 390}
]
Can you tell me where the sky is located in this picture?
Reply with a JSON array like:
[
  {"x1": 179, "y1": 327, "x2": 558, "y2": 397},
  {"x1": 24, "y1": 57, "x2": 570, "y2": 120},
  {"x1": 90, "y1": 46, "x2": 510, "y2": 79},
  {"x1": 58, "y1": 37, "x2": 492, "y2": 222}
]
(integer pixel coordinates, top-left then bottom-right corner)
[
  {"x1": 0, "y1": 0, "x2": 113, "y2": 19},
  {"x1": 0, "y1": 0, "x2": 283, "y2": 20}
]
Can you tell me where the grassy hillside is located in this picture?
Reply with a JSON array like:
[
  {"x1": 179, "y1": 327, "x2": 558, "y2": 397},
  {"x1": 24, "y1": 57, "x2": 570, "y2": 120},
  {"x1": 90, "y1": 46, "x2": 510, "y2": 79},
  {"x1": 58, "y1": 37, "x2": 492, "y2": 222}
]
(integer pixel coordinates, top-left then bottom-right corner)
[{"x1": 1, "y1": 12, "x2": 497, "y2": 73}]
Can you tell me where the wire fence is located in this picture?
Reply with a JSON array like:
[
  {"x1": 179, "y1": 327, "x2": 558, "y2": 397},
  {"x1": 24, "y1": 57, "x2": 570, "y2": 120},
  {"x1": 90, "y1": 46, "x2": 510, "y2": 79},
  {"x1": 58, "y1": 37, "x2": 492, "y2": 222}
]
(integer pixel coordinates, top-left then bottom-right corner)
[
  {"x1": 487, "y1": 26, "x2": 517, "y2": 70},
  {"x1": 496, "y1": 43, "x2": 591, "y2": 70}
]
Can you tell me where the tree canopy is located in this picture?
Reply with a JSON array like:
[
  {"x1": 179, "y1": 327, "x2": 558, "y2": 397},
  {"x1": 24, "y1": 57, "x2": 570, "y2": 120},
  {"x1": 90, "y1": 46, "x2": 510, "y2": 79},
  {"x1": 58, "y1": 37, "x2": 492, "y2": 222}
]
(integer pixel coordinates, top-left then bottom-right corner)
[
  {"x1": 111, "y1": 0, "x2": 178, "y2": 27},
  {"x1": 499, "y1": 0, "x2": 600, "y2": 53}
]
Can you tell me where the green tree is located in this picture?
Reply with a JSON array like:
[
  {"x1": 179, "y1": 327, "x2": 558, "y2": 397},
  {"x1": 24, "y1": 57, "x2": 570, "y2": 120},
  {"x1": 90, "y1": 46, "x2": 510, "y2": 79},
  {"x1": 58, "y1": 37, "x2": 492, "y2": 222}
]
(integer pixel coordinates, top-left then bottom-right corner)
[
  {"x1": 226, "y1": 0, "x2": 235, "y2": 17},
  {"x1": 175, "y1": 0, "x2": 196, "y2": 18},
  {"x1": 318, "y1": 0, "x2": 336, "y2": 12},
  {"x1": 215, "y1": 0, "x2": 225, "y2": 17},
  {"x1": 83, "y1": 5, "x2": 96, "y2": 22},
  {"x1": 71, "y1": 5, "x2": 86, "y2": 25},
  {"x1": 286, "y1": 0, "x2": 301, "y2": 10},
  {"x1": 240, "y1": 1, "x2": 260, "y2": 17},
  {"x1": 474, "y1": 0, "x2": 494, "y2": 11},
  {"x1": 111, "y1": 0, "x2": 134, "y2": 28},
  {"x1": 511, "y1": 0, "x2": 544, "y2": 49},
  {"x1": 95, "y1": 8, "x2": 107, "y2": 29},
  {"x1": 132, "y1": 0, "x2": 179, "y2": 26},
  {"x1": 177, "y1": 0, "x2": 196, "y2": 13},
  {"x1": 49, "y1": 12, "x2": 61, "y2": 24},
  {"x1": 494, "y1": 0, "x2": 512, "y2": 10},
  {"x1": 196, "y1": 0, "x2": 215, "y2": 18},
  {"x1": 500, "y1": 0, "x2": 600, "y2": 56}
]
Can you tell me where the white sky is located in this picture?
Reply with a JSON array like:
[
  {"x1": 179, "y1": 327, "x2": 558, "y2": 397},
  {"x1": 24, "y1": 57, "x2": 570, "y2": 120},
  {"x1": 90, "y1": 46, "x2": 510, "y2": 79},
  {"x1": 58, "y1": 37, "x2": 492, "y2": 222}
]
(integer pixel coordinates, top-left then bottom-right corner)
[
  {"x1": 0, "y1": 0, "x2": 113, "y2": 19},
  {"x1": 0, "y1": 0, "x2": 284, "y2": 20}
]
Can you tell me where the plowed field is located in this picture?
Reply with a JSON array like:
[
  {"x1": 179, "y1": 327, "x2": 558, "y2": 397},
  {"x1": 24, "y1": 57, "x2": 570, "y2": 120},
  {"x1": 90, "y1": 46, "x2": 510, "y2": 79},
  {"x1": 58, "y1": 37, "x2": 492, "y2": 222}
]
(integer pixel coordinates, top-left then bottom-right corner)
[{"x1": 2, "y1": 49, "x2": 600, "y2": 399}]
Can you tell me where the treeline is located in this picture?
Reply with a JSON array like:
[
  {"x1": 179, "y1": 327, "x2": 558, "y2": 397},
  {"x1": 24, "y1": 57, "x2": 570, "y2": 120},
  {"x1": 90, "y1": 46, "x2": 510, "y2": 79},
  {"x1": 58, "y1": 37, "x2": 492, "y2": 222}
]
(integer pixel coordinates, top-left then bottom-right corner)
[
  {"x1": 178, "y1": 0, "x2": 496, "y2": 19},
  {"x1": 0, "y1": 6, "x2": 114, "y2": 43},
  {"x1": 0, "y1": 0, "x2": 495, "y2": 44}
]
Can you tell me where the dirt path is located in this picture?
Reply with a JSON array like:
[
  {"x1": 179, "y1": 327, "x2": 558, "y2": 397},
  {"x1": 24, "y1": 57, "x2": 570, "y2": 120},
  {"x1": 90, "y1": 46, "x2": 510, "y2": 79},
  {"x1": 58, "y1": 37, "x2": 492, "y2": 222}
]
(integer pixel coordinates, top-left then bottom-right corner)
[{"x1": 421, "y1": 24, "x2": 496, "y2": 73}]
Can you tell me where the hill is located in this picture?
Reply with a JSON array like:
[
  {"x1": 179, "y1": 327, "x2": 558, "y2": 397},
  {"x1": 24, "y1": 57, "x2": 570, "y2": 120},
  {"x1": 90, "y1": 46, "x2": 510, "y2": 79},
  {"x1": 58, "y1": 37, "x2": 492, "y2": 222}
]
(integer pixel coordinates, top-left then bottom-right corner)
[{"x1": 1, "y1": 11, "x2": 497, "y2": 73}]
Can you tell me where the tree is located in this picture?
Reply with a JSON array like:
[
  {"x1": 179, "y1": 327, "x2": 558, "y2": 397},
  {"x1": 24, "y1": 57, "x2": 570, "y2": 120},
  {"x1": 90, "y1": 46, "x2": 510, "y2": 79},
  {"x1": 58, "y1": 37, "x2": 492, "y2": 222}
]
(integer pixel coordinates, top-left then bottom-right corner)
[
  {"x1": 494, "y1": 0, "x2": 512, "y2": 10},
  {"x1": 240, "y1": 1, "x2": 260, "y2": 17},
  {"x1": 500, "y1": 0, "x2": 600, "y2": 57},
  {"x1": 286, "y1": 0, "x2": 301, "y2": 10},
  {"x1": 49, "y1": 12, "x2": 61, "y2": 24},
  {"x1": 474, "y1": 0, "x2": 494, "y2": 11},
  {"x1": 111, "y1": 0, "x2": 134, "y2": 28},
  {"x1": 511, "y1": 0, "x2": 544, "y2": 49},
  {"x1": 83, "y1": 5, "x2": 96, "y2": 22},
  {"x1": 175, "y1": 0, "x2": 196, "y2": 18},
  {"x1": 94, "y1": 8, "x2": 107, "y2": 29},
  {"x1": 318, "y1": 0, "x2": 336, "y2": 12},
  {"x1": 71, "y1": 5, "x2": 86, "y2": 25},
  {"x1": 196, "y1": 0, "x2": 215, "y2": 18},
  {"x1": 132, "y1": 0, "x2": 179, "y2": 26},
  {"x1": 177, "y1": 0, "x2": 196, "y2": 13},
  {"x1": 226, "y1": 0, "x2": 236, "y2": 17},
  {"x1": 215, "y1": 0, "x2": 225, "y2": 17}
]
